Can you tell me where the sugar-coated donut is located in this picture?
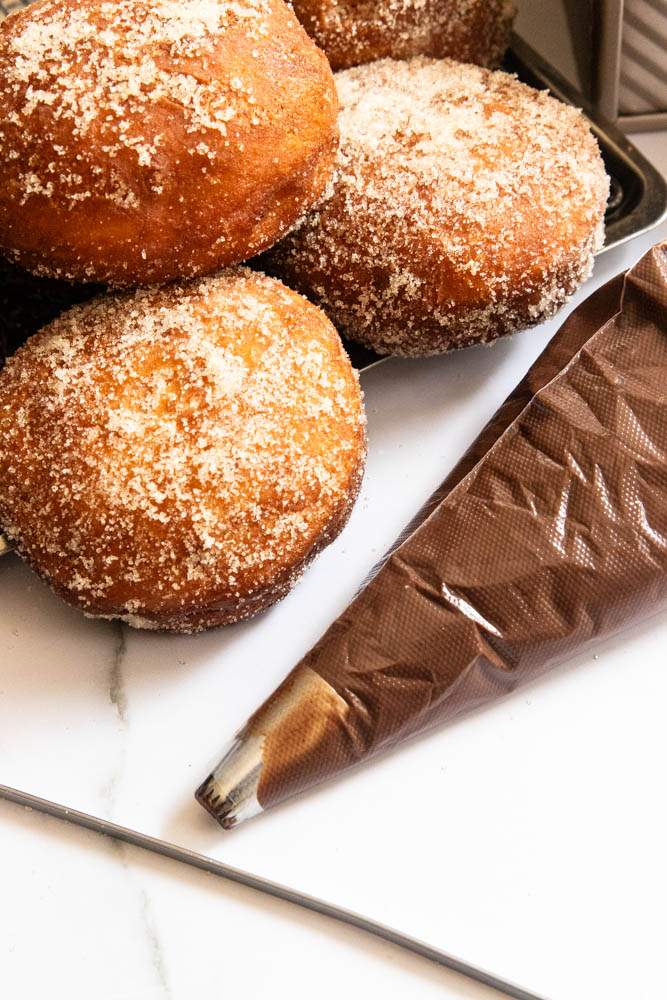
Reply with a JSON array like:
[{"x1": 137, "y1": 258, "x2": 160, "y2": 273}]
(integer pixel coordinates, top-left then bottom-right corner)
[
  {"x1": 0, "y1": 270, "x2": 366, "y2": 633},
  {"x1": 291, "y1": 0, "x2": 516, "y2": 71},
  {"x1": 263, "y1": 58, "x2": 610, "y2": 357},
  {"x1": 0, "y1": 0, "x2": 338, "y2": 286}
]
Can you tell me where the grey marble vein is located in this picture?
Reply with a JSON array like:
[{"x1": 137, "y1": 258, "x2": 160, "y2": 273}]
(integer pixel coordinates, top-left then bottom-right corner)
[
  {"x1": 140, "y1": 888, "x2": 173, "y2": 1000},
  {"x1": 108, "y1": 841, "x2": 172, "y2": 999},
  {"x1": 109, "y1": 621, "x2": 128, "y2": 725},
  {"x1": 100, "y1": 746, "x2": 127, "y2": 820},
  {"x1": 100, "y1": 622, "x2": 129, "y2": 818}
]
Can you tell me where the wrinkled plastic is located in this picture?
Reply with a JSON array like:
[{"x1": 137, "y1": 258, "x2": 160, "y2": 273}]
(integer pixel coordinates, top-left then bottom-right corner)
[{"x1": 197, "y1": 241, "x2": 667, "y2": 823}]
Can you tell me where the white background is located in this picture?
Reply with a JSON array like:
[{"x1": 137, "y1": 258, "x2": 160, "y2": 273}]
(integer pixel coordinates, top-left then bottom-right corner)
[{"x1": 1, "y1": 27, "x2": 667, "y2": 1000}]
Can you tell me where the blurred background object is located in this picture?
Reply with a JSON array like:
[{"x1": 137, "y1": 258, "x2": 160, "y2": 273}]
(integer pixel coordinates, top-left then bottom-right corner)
[{"x1": 516, "y1": 0, "x2": 667, "y2": 130}]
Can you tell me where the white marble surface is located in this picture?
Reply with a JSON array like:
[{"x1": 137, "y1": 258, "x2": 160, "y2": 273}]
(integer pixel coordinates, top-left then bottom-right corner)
[{"x1": 1, "y1": 128, "x2": 667, "y2": 1000}]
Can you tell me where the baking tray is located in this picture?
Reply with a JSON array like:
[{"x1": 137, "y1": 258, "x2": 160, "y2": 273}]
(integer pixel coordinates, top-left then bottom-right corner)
[{"x1": 0, "y1": 8, "x2": 665, "y2": 371}]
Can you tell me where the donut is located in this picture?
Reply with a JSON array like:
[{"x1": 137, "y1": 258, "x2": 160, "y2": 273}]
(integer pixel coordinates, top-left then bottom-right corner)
[
  {"x1": 262, "y1": 58, "x2": 610, "y2": 357},
  {"x1": 0, "y1": 270, "x2": 366, "y2": 633},
  {"x1": 290, "y1": 0, "x2": 516, "y2": 71},
  {"x1": 0, "y1": 0, "x2": 338, "y2": 286}
]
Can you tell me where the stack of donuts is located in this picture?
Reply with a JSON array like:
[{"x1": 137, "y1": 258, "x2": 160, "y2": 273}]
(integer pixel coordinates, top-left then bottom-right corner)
[{"x1": 0, "y1": 0, "x2": 609, "y2": 632}]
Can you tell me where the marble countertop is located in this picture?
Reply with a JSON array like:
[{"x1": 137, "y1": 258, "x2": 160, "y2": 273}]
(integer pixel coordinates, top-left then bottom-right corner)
[{"x1": 2, "y1": 120, "x2": 666, "y2": 1000}]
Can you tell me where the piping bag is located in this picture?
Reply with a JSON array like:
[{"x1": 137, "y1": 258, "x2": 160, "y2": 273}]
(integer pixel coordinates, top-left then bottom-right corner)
[{"x1": 196, "y1": 240, "x2": 667, "y2": 829}]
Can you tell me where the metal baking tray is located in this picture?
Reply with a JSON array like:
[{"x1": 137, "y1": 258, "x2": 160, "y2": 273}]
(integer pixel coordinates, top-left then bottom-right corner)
[{"x1": 0, "y1": 4, "x2": 665, "y2": 369}]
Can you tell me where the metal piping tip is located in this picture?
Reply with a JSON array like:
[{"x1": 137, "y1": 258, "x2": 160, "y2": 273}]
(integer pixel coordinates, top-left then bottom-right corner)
[
  {"x1": 195, "y1": 667, "x2": 350, "y2": 829},
  {"x1": 195, "y1": 734, "x2": 264, "y2": 829}
]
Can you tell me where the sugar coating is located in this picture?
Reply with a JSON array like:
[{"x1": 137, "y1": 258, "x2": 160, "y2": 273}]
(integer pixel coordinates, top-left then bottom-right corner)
[
  {"x1": 0, "y1": 0, "x2": 339, "y2": 284},
  {"x1": 1, "y1": 0, "x2": 271, "y2": 201},
  {"x1": 291, "y1": 0, "x2": 517, "y2": 70},
  {"x1": 265, "y1": 58, "x2": 610, "y2": 356},
  {"x1": 0, "y1": 270, "x2": 366, "y2": 632}
]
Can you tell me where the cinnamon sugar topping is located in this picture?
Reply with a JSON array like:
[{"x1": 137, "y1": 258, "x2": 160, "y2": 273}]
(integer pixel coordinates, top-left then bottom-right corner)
[
  {"x1": 0, "y1": 0, "x2": 274, "y2": 198},
  {"x1": 291, "y1": 0, "x2": 517, "y2": 70},
  {"x1": 267, "y1": 58, "x2": 610, "y2": 356},
  {"x1": 0, "y1": 270, "x2": 366, "y2": 631}
]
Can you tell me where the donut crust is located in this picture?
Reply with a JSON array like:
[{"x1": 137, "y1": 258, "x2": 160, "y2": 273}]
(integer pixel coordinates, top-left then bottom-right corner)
[
  {"x1": 263, "y1": 58, "x2": 610, "y2": 357},
  {"x1": 290, "y1": 0, "x2": 516, "y2": 71},
  {"x1": 0, "y1": 270, "x2": 366, "y2": 632},
  {"x1": 0, "y1": 0, "x2": 338, "y2": 286}
]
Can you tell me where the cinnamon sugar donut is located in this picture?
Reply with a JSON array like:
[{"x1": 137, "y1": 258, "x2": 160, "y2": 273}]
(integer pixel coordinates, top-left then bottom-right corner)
[
  {"x1": 0, "y1": 0, "x2": 338, "y2": 286},
  {"x1": 291, "y1": 0, "x2": 516, "y2": 71},
  {"x1": 263, "y1": 58, "x2": 610, "y2": 357},
  {"x1": 0, "y1": 270, "x2": 366, "y2": 632}
]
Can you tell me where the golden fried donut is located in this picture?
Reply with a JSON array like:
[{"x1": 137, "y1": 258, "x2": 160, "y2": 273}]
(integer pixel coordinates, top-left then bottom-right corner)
[
  {"x1": 0, "y1": 270, "x2": 366, "y2": 632},
  {"x1": 0, "y1": 0, "x2": 338, "y2": 286},
  {"x1": 290, "y1": 0, "x2": 516, "y2": 71},
  {"x1": 263, "y1": 58, "x2": 610, "y2": 357}
]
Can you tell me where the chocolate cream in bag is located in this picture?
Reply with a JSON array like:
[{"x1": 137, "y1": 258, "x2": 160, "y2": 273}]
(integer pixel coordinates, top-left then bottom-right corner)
[{"x1": 197, "y1": 241, "x2": 667, "y2": 828}]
